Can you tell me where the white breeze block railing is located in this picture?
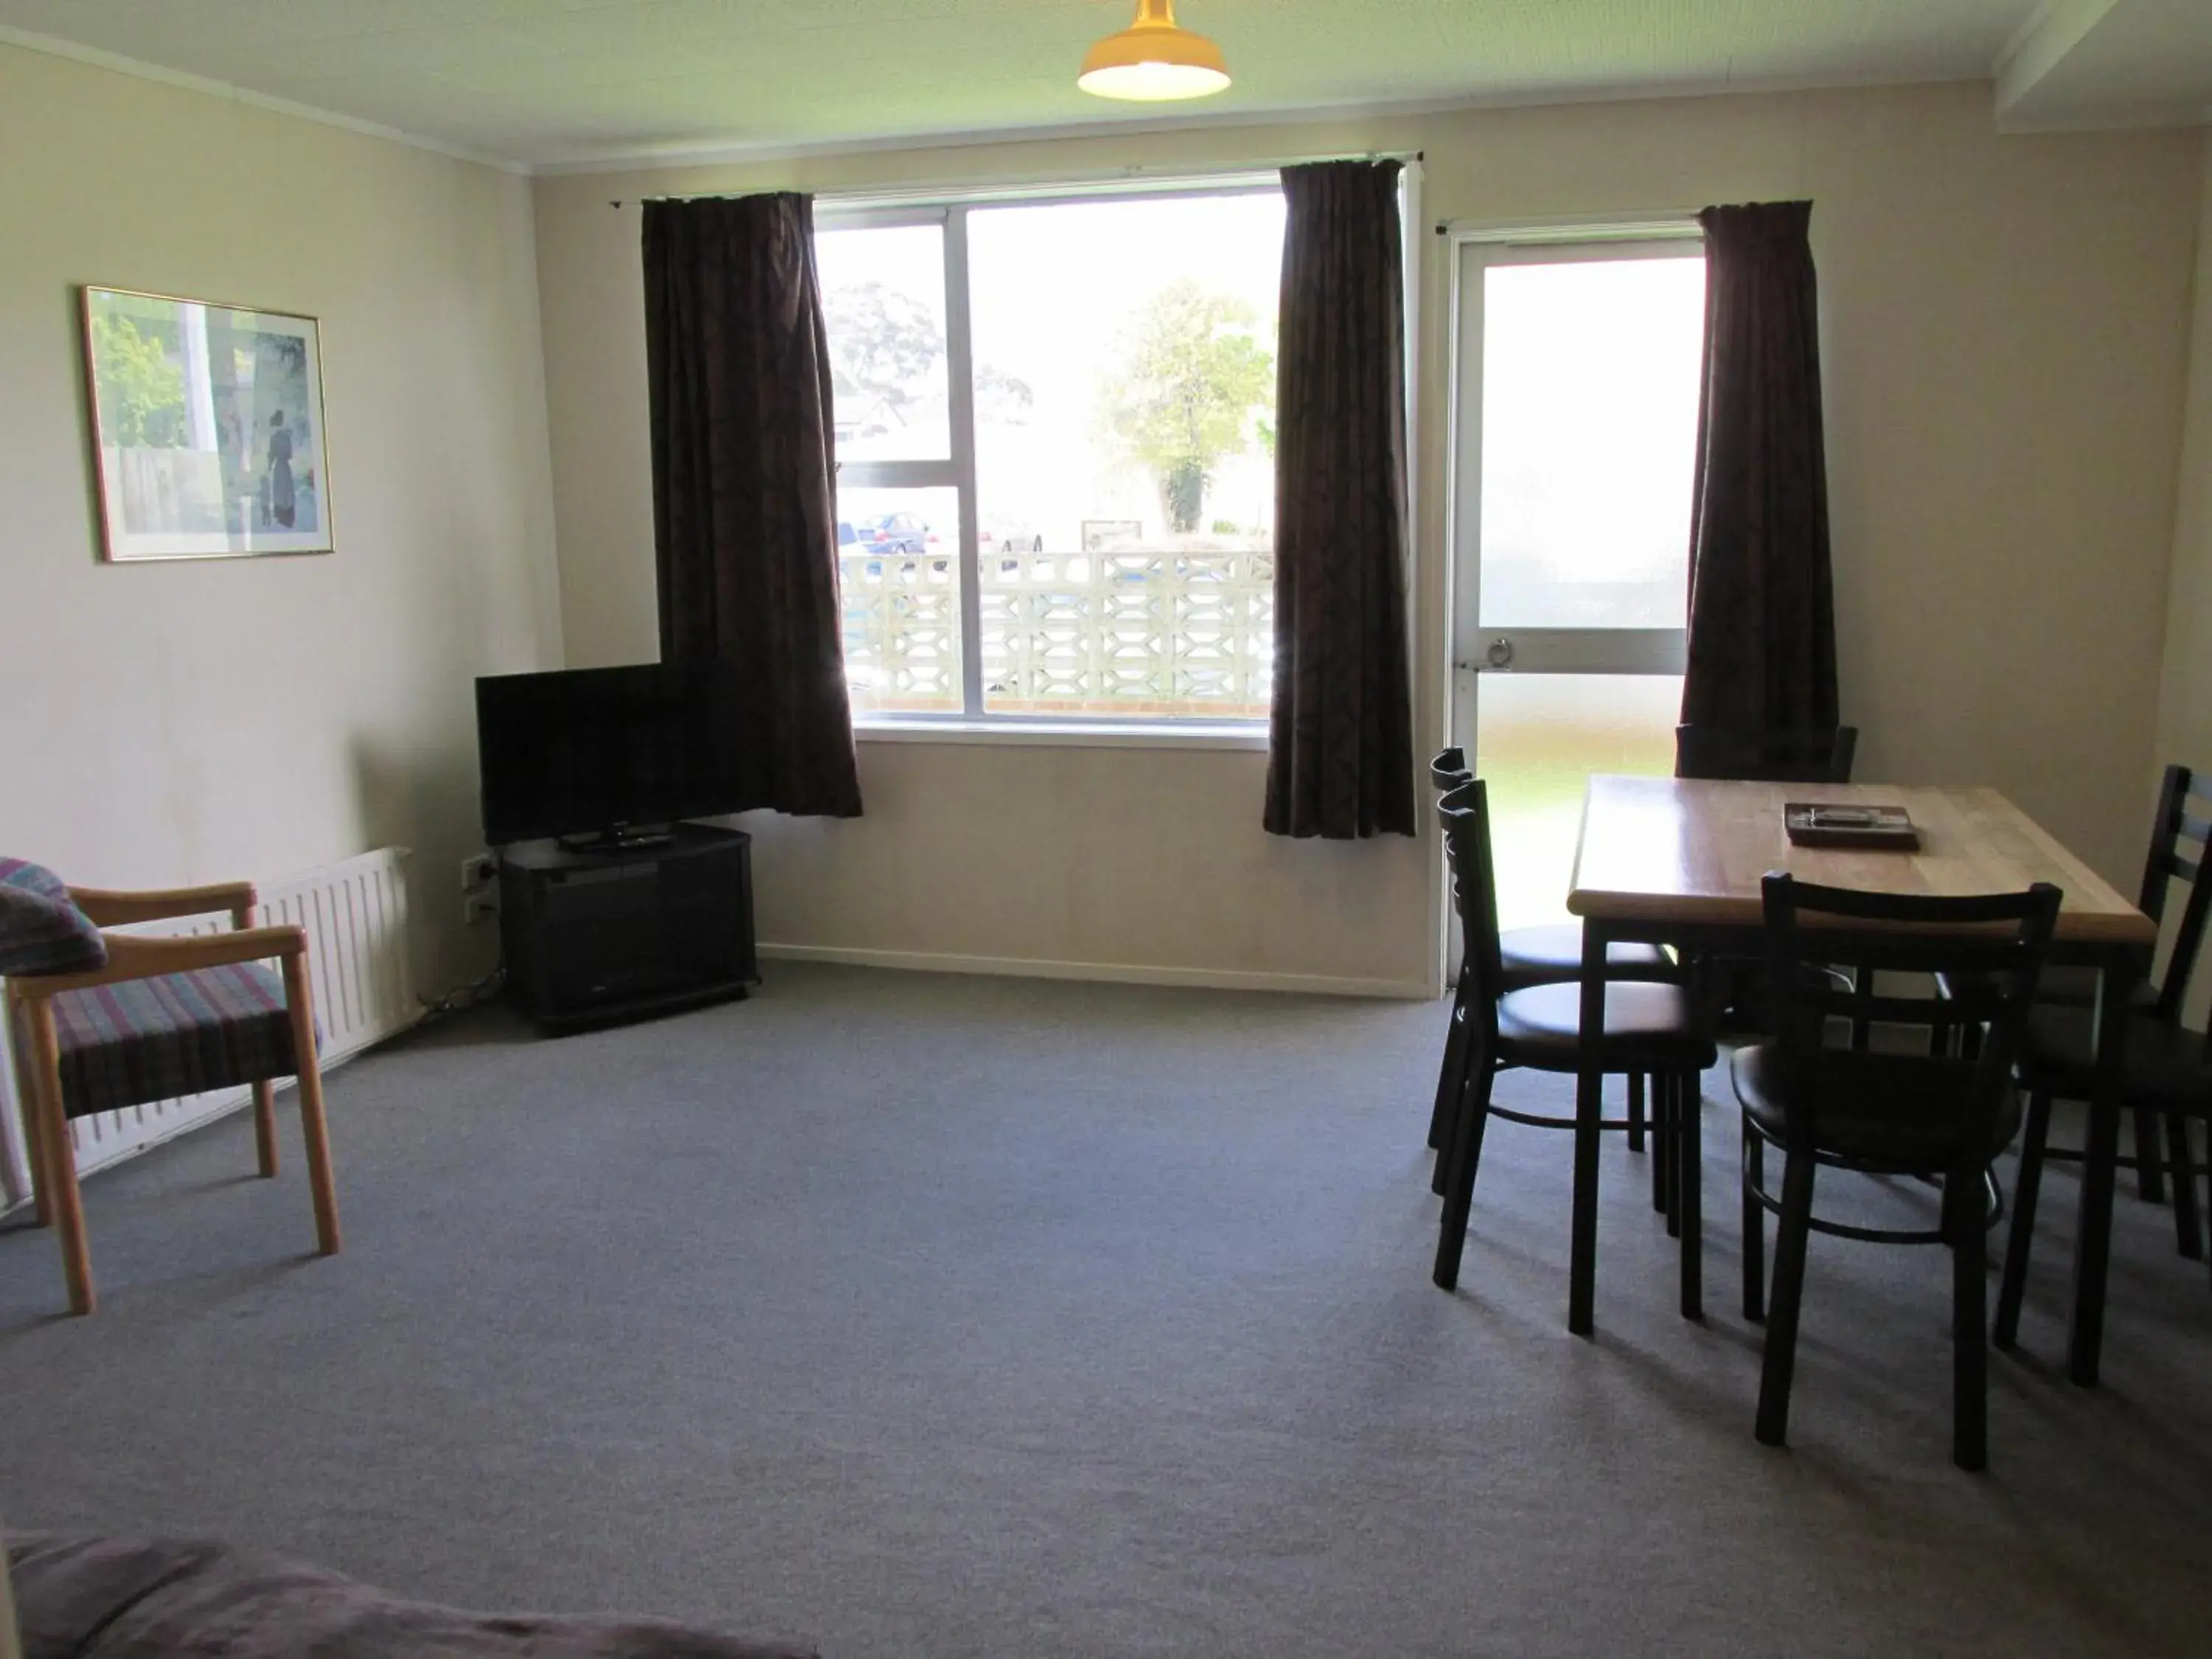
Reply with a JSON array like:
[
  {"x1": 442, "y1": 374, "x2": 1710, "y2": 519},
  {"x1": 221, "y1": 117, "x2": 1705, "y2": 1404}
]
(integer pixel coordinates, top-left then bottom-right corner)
[{"x1": 841, "y1": 546, "x2": 1275, "y2": 717}]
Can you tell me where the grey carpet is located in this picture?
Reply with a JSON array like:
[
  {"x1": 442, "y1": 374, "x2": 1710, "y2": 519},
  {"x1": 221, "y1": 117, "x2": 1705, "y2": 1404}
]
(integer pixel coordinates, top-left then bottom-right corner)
[{"x1": 1, "y1": 962, "x2": 2208, "y2": 1658}]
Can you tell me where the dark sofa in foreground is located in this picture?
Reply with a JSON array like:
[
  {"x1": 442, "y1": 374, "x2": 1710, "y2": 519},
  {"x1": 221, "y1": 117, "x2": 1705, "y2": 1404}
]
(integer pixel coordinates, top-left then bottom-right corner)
[{"x1": 7, "y1": 1533, "x2": 815, "y2": 1659}]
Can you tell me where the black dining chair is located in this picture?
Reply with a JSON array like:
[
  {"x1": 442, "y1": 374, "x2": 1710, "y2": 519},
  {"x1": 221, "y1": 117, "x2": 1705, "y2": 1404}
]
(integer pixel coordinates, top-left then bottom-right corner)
[
  {"x1": 1734, "y1": 872, "x2": 2060, "y2": 1471},
  {"x1": 1993, "y1": 771, "x2": 2212, "y2": 1343},
  {"x1": 1977, "y1": 764, "x2": 2208, "y2": 1237},
  {"x1": 1425, "y1": 748, "x2": 1674, "y2": 1163},
  {"x1": 1431, "y1": 779, "x2": 1717, "y2": 1317},
  {"x1": 1674, "y1": 725, "x2": 1858, "y2": 785},
  {"x1": 1998, "y1": 1002, "x2": 2212, "y2": 1346},
  {"x1": 1672, "y1": 726, "x2": 1861, "y2": 1048}
]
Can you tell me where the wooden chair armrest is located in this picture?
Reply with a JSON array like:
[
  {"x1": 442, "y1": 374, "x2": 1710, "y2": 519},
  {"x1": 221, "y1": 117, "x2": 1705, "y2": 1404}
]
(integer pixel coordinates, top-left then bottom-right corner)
[
  {"x1": 67, "y1": 881, "x2": 259, "y2": 928},
  {"x1": 6, "y1": 926, "x2": 305, "y2": 1000}
]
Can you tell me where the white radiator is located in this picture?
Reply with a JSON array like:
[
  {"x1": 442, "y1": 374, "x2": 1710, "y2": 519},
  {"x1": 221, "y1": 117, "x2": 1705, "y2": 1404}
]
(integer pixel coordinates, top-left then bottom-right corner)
[{"x1": 0, "y1": 846, "x2": 418, "y2": 1204}]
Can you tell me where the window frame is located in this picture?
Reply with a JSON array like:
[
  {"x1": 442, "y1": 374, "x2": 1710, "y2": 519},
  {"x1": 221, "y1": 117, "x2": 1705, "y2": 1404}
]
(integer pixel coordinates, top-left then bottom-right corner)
[{"x1": 818, "y1": 177, "x2": 1293, "y2": 737}]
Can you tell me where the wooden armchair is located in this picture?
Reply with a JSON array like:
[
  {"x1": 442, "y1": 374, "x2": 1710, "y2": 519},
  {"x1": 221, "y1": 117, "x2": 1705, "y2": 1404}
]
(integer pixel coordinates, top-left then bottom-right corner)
[{"x1": 1, "y1": 865, "x2": 338, "y2": 1315}]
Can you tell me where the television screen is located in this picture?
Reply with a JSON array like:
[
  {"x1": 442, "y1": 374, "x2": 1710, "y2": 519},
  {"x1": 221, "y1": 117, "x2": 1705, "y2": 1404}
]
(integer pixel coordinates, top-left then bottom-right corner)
[{"x1": 476, "y1": 661, "x2": 747, "y2": 845}]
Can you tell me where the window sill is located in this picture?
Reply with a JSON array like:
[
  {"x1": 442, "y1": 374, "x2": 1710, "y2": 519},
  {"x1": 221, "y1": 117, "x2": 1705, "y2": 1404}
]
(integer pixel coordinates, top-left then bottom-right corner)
[{"x1": 854, "y1": 719, "x2": 1269, "y2": 751}]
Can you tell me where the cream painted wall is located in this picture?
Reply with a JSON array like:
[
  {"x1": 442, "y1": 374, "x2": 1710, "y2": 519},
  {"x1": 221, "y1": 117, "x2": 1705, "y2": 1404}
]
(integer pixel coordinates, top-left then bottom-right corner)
[
  {"x1": 0, "y1": 43, "x2": 563, "y2": 992},
  {"x1": 2156, "y1": 132, "x2": 2212, "y2": 782},
  {"x1": 533, "y1": 83, "x2": 2201, "y2": 993}
]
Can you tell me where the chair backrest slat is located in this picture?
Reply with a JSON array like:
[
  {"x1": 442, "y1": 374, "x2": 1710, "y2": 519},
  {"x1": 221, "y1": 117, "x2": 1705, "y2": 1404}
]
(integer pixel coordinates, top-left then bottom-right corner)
[
  {"x1": 2138, "y1": 765, "x2": 2192, "y2": 915},
  {"x1": 1430, "y1": 745, "x2": 1472, "y2": 796},
  {"x1": 1438, "y1": 780, "x2": 1506, "y2": 1037},
  {"x1": 2135, "y1": 764, "x2": 2212, "y2": 1023},
  {"x1": 1675, "y1": 725, "x2": 1857, "y2": 785},
  {"x1": 1759, "y1": 873, "x2": 2060, "y2": 1154}
]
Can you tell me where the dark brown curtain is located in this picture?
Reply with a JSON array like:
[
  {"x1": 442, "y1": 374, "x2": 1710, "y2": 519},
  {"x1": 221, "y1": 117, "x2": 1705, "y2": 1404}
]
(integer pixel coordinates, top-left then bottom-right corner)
[
  {"x1": 1679, "y1": 200, "x2": 1839, "y2": 736},
  {"x1": 642, "y1": 192, "x2": 862, "y2": 818},
  {"x1": 1264, "y1": 160, "x2": 1416, "y2": 839}
]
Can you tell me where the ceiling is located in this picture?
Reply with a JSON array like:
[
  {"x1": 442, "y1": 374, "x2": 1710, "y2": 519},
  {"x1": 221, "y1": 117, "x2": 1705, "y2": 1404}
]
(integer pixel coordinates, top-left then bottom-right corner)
[{"x1": 0, "y1": 0, "x2": 2206, "y2": 171}]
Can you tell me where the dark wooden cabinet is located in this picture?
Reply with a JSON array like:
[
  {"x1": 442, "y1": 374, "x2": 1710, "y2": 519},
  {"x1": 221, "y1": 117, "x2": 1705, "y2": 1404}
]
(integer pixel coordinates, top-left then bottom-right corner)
[{"x1": 498, "y1": 825, "x2": 756, "y2": 1033}]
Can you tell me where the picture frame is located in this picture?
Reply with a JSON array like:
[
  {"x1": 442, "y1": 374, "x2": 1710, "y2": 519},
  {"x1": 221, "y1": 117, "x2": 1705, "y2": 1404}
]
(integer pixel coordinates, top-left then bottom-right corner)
[{"x1": 80, "y1": 285, "x2": 333, "y2": 561}]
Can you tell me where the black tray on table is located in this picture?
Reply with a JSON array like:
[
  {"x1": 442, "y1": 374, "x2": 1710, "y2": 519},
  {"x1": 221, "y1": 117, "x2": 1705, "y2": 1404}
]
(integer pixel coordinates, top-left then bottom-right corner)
[{"x1": 1784, "y1": 801, "x2": 1921, "y2": 851}]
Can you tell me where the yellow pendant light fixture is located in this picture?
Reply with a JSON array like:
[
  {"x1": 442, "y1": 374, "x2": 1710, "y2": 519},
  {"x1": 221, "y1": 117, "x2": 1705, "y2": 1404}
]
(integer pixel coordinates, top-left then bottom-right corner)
[{"x1": 1077, "y1": 0, "x2": 1230, "y2": 102}]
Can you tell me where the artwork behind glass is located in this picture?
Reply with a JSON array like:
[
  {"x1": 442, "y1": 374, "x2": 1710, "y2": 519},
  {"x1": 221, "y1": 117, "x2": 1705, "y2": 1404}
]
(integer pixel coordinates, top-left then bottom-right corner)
[{"x1": 82, "y1": 286, "x2": 333, "y2": 560}]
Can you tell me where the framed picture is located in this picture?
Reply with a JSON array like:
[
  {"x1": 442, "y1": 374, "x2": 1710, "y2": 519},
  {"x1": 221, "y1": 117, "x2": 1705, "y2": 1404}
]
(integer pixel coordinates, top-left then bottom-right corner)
[{"x1": 80, "y1": 285, "x2": 333, "y2": 561}]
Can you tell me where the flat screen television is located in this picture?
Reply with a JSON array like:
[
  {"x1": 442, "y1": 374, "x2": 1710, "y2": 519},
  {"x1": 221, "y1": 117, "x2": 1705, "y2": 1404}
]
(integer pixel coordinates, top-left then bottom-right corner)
[{"x1": 476, "y1": 661, "x2": 746, "y2": 847}]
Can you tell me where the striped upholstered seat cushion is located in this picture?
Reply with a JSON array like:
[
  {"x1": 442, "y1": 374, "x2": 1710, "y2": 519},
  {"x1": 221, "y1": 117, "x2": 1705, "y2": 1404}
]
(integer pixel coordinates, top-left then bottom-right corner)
[
  {"x1": 0, "y1": 857, "x2": 106, "y2": 976},
  {"x1": 41, "y1": 961, "x2": 308, "y2": 1120}
]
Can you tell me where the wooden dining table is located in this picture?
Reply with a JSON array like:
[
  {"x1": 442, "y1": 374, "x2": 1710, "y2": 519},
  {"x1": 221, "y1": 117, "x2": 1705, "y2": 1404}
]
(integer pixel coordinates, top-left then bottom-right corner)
[{"x1": 1565, "y1": 775, "x2": 2157, "y2": 1383}]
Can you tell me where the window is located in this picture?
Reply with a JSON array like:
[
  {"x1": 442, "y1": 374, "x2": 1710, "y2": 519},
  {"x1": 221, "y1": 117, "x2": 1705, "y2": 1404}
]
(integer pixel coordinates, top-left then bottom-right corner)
[
  {"x1": 818, "y1": 185, "x2": 1286, "y2": 723},
  {"x1": 1475, "y1": 251, "x2": 1703, "y2": 632}
]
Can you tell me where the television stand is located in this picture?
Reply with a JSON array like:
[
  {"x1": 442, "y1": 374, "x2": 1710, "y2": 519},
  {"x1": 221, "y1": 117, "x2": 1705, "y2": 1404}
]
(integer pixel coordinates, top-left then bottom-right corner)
[{"x1": 498, "y1": 824, "x2": 757, "y2": 1034}]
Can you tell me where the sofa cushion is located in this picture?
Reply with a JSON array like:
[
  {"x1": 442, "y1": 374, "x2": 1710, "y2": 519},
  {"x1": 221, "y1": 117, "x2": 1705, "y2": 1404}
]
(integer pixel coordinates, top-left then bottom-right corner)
[
  {"x1": 7, "y1": 1532, "x2": 817, "y2": 1659},
  {"x1": 0, "y1": 858, "x2": 105, "y2": 977}
]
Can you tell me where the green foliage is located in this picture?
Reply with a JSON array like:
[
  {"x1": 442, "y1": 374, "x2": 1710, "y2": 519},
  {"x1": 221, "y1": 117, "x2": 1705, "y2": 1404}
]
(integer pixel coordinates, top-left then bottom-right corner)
[
  {"x1": 1102, "y1": 279, "x2": 1274, "y2": 533},
  {"x1": 822, "y1": 280, "x2": 1032, "y2": 427},
  {"x1": 91, "y1": 312, "x2": 186, "y2": 448},
  {"x1": 974, "y1": 363, "x2": 1034, "y2": 425},
  {"x1": 823, "y1": 281, "x2": 942, "y2": 412}
]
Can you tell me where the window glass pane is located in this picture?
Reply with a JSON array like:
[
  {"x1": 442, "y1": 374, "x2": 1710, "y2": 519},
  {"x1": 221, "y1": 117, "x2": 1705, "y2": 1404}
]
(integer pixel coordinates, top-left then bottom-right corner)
[
  {"x1": 837, "y1": 484, "x2": 961, "y2": 714},
  {"x1": 967, "y1": 194, "x2": 1283, "y2": 717},
  {"x1": 817, "y1": 223, "x2": 951, "y2": 464},
  {"x1": 1478, "y1": 257, "x2": 1705, "y2": 629},
  {"x1": 1476, "y1": 674, "x2": 1683, "y2": 931}
]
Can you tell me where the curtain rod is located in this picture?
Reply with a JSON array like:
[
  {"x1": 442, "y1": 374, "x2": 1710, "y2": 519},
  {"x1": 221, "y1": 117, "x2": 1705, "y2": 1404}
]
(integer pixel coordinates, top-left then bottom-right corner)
[{"x1": 607, "y1": 150, "x2": 1420, "y2": 209}]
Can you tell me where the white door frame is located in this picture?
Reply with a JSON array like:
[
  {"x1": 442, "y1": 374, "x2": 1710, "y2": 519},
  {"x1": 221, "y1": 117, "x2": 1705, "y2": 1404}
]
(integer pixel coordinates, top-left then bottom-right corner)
[{"x1": 1444, "y1": 223, "x2": 1703, "y2": 753}]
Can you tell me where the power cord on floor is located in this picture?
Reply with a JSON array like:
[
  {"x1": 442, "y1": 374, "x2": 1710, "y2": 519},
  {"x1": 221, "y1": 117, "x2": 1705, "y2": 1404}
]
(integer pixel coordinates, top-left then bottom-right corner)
[{"x1": 417, "y1": 957, "x2": 507, "y2": 1022}]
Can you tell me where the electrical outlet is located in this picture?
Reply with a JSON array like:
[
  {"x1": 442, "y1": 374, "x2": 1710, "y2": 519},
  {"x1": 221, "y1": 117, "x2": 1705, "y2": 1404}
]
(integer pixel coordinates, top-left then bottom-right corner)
[
  {"x1": 461, "y1": 853, "x2": 498, "y2": 892},
  {"x1": 464, "y1": 893, "x2": 499, "y2": 927}
]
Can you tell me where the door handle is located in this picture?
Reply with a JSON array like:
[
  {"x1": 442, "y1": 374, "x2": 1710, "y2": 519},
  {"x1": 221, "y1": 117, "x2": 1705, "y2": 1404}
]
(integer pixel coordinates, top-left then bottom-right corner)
[{"x1": 1452, "y1": 636, "x2": 1516, "y2": 674}]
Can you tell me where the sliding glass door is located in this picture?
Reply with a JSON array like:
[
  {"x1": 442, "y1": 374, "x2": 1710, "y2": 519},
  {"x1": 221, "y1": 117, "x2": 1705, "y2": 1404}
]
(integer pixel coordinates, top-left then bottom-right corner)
[{"x1": 1449, "y1": 232, "x2": 1707, "y2": 926}]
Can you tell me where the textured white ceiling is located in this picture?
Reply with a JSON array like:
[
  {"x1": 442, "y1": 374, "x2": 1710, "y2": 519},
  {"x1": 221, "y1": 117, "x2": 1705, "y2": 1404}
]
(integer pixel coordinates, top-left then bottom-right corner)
[{"x1": 0, "y1": 0, "x2": 2197, "y2": 169}]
